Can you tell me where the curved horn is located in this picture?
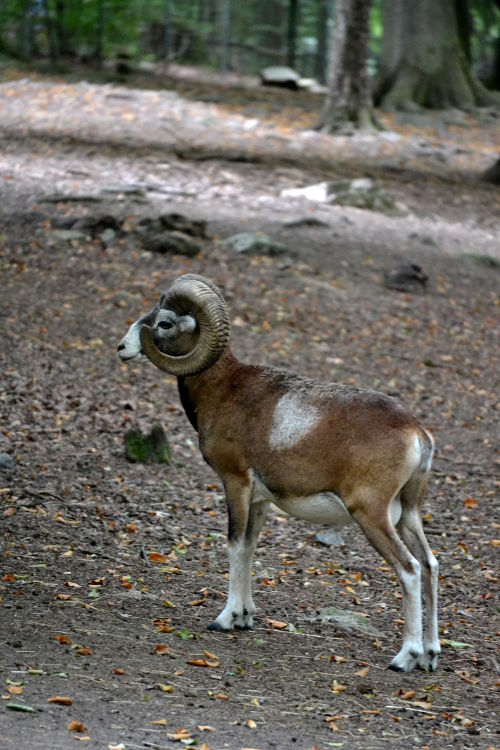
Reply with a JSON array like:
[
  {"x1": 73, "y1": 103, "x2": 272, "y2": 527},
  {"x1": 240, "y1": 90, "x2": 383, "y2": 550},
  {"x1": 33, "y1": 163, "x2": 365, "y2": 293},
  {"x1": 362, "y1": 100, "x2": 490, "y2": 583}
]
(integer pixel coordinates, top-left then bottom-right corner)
[{"x1": 140, "y1": 277, "x2": 230, "y2": 377}]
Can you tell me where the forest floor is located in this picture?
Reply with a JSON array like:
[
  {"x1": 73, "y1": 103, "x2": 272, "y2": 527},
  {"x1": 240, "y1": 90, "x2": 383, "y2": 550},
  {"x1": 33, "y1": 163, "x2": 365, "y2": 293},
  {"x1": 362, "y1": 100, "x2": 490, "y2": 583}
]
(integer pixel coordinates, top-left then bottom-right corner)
[{"x1": 0, "y1": 64, "x2": 499, "y2": 750}]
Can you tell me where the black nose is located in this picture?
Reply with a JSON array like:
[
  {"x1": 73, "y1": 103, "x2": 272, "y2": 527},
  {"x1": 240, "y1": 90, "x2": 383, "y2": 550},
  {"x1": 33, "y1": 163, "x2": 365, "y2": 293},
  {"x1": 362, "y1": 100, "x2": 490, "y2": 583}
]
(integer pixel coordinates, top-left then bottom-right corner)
[{"x1": 117, "y1": 343, "x2": 125, "y2": 352}]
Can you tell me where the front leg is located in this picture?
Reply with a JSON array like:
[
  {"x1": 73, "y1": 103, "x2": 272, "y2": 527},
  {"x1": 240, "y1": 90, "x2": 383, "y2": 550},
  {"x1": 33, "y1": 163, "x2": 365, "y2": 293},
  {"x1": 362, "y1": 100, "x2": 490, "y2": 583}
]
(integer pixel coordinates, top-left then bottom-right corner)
[{"x1": 209, "y1": 474, "x2": 268, "y2": 631}]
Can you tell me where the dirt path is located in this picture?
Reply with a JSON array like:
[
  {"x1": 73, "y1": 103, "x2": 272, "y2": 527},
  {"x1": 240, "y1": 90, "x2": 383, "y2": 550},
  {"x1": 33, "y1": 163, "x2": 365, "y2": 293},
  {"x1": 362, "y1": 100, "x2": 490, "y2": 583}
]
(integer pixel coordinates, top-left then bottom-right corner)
[{"x1": 0, "y1": 75, "x2": 499, "y2": 750}]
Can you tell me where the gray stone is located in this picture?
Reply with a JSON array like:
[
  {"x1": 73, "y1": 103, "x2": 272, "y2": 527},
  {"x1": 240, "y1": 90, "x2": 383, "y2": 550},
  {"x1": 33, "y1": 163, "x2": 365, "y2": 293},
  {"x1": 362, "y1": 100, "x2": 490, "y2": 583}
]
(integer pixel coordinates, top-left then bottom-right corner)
[
  {"x1": 315, "y1": 530, "x2": 345, "y2": 547},
  {"x1": 142, "y1": 230, "x2": 202, "y2": 257},
  {"x1": 0, "y1": 453, "x2": 15, "y2": 471},
  {"x1": 222, "y1": 232, "x2": 291, "y2": 257},
  {"x1": 311, "y1": 607, "x2": 384, "y2": 637},
  {"x1": 260, "y1": 66, "x2": 301, "y2": 89}
]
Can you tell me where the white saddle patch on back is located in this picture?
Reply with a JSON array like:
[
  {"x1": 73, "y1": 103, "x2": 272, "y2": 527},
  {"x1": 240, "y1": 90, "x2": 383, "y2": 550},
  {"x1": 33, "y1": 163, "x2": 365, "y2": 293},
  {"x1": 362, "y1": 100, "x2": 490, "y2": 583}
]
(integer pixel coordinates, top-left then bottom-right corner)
[{"x1": 269, "y1": 392, "x2": 320, "y2": 450}]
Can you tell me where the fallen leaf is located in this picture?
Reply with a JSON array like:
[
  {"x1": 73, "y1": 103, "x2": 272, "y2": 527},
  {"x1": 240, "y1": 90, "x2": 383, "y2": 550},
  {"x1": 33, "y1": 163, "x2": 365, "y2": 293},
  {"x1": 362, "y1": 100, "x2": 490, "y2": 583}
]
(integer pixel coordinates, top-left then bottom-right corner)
[
  {"x1": 6, "y1": 703, "x2": 36, "y2": 713},
  {"x1": 355, "y1": 667, "x2": 370, "y2": 677},
  {"x1": 153, "y1": 618, "x2": 174, "y2": 633},
  {"x1": 266, "y1": 618, "x2": 287, "y2": 629},
  {"x1": 399, "y1": 690, "x2": 416, "y2": 700},
  {"x1": 68, "y1": 720, "x2": 87, "y2": 732},
  {"x1": 197, "y1": 725, "x2": 216, "y2": 732},
  {"x1": 65, "y1": 581, "x2": 81, "y2": 589},
  {"x1": 111, "y1": 668, "x2": 126, "y2": 676},
  {"x1": 54, "y1": 634, "x2": 71, "y2": 645},
  {"x1": 331, "y1": 680, "x2": 346, "y2": 693},
  {"x1": 167, "y1": 728, "x2": 191, "y2": 740},
  {"x1": 48, "y1": 696, "x2": 73, "y2": 705},
  {"x1": 55, "y1": 593, "x2": 73, "y2": 601},
  {"x1": 152, "y1": 719, "x2": 167, "y2": 725},
  {"x1": 149, "y1": 552, "x2": 169, "y2": 564},
  {"x1": 7, "y1": 685, "x2": 23, "y2": 695},
  {"x1": 155, "y1": 644, "x2": 171, "y2": 655},
  {"x1": 464, "y1": 497, "x2": 478, "y2": 508},
  {"x1": 246, "y1": 719, "x2": 257, "y2": 729}
]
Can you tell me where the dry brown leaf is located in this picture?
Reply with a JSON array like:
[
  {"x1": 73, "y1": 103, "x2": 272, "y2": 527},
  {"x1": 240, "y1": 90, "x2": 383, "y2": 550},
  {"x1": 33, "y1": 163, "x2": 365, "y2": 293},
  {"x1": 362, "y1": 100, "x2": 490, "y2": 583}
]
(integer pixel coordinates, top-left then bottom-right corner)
[
  {"x1": 111, "y1": 668, "x2": 126, "y2": 676},
  {"x1": 331, "y1": 680, "x2": 346, "y2": 693},
  {"x1": 152, "y1": 719, "x2": 167, "y2": 726},
  {"x1": 149, "y1": 552, "x2": 168, "y2": 564},
  {"x1": 55, "y1": 593, "x2": 73, "y2": 601},
  {"x1": 153, "y1": 618, "x2": 174, "y2": 633},
  {"x1": 7, "y1": 685, "x2": 23, "y2": 695},
  {"x1": 68, "y1": 720, "x2": 87, "y2": 732},
  {"x1": 48, "y1": 696, "x2": 73, "y2": 705},
  {"x1": 65, "y1": 581, "x2": 81, "y2": 589},
  {"x1": 355, "y1": 666, "x2": 370, "y2": 677},
  {"x1": 155, "y1": 644, "x2": 171, "y2": 655},
  {"x1": 167, "y1": 728, "x2": 191, "y2": 740},
  {"x1": 266, "y1": 618, "x2": 287, "y2": 629},
  {"x1": 54, "y1": 634, "x2": 71, "y2": 645},
  {"x1": 246, "y1": 719, "x2": 257, "y2": 729},
  {"x1": 398, "y1": 689, "x2": 416, "y2": 700},
  {"x1": 197, "y1": 725, "x2": 216, "y2": 732}
]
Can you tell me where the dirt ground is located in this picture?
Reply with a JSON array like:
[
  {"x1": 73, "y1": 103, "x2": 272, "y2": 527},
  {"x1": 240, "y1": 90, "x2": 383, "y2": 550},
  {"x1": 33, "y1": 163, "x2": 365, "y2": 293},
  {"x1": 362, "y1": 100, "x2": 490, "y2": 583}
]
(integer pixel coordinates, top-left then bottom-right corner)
[{"x1": 0, "y1": 69, "x2": 499, "y2": 750}]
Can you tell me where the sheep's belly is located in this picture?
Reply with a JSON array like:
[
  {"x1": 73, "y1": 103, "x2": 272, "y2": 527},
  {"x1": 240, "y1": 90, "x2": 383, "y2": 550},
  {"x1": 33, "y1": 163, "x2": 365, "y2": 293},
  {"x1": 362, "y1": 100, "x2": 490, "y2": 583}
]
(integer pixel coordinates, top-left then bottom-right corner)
[{"x1": 274, "y1": 493, "x2": 353, "y2": 526}]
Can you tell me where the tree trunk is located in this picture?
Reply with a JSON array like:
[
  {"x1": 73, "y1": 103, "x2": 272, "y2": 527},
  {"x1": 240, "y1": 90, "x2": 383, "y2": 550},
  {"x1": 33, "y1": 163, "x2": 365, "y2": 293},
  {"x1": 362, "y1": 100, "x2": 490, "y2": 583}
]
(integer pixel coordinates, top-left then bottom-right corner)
[
  {"x1": 317, "y1": 0, "x2": 379, "y2": 133},
  {"x1": 314, "y1": 0, "x2": 331, "y2": 84},
  {"x1": 379, "y1": 0, "x2": 499, "y2": 110},
  {"x1": 96, "y1": 0, "x2": 104, "y2": 67},
  {"x1": 219, "y1": 0, "x2": 231, "y2": 71},
  {"x1": 287, "y1": 0, "x2": 299, "y2": 69},
  {"x1": 481, "y1": 157, "x2": 500, "y2": 184}
]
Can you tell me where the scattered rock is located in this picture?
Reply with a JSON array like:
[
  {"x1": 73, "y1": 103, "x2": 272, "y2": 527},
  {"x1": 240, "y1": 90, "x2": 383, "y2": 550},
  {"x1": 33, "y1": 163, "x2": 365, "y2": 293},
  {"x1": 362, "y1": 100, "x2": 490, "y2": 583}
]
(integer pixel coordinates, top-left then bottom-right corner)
[
  {"x1": 282, "y1": 217, "x2": 330, "y2": 229},
  {"x1": 260, "y1": 66, "x2": 301, "y2": 90},
  {"x1": 73, "y1": 214, "x2": 121, "y2": 234},
  {"x1": 281, "y1": 178, "x2": 404, "y2": 215},
  {"x1": 328, "y1": 178, "x2": 403, "y2": 214},
  {"x1": 159, "y1": 213, "x2": 208, "y2": 238},
  {"x1": 281, "y1": 182, "x2": 329, "y2": 202},
  {"x1": 39, "y1": 192, "x2": 102, "y2": 203},
  {"x1": 383, "y1": 263, "x2": 428, "y2": 292},
  {"x1": 125, "y1": 423, "x2": 170, "y2": 464},
  {"x1": 51, "y1": 229, "x2": 88, "y2": 241},
  {"x1": 461, "y1": 253, "x2": 499, "y2": 269},
  {"x1": 222, "y1": 232, "x2": 291, "y2": 257},
  {"x1": 311, "y1": 607, "x2": 384, "y2": 637},
  {"x1": 142, "y1": 230, "x2": 202, "y2": 256},
  {"x1": 315, "y1": 530, "x2": 345, "y2": 547},
  {"x1": 0, "y1": 453, "x2": 16, "y2": 471}
]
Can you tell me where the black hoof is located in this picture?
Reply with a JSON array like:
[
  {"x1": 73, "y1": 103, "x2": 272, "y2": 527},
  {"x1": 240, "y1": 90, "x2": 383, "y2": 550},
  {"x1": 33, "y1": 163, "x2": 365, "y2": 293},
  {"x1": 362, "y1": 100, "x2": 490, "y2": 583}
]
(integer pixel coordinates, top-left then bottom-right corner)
[
  {"x1": 208, "y1": 621, "x2": 231, "y2": 632},
  {"x1": 234, "y1": 623, "x2": 253, "y2": 631},
  {"x1": 388, "y1": 663, "x2": 405, "y2": 672}
]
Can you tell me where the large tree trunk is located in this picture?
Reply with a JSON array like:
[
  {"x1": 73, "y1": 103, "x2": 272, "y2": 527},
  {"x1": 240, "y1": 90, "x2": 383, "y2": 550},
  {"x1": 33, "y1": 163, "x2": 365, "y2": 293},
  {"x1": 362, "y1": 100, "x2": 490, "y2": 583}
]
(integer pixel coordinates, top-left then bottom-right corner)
[
  {"x1": 314, "y1": 0, "x2": 331, "y2": 84},
  {"x1": 379, "y1": 0, "x2": 498, "y2": 110},
  {"x1": 317, "y1": 0, "x2": 379, "y2": 133}
]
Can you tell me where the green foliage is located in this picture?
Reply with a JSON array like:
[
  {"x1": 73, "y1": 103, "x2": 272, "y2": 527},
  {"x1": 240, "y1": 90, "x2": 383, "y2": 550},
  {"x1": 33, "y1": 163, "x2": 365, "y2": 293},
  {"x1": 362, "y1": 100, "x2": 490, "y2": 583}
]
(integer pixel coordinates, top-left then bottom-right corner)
[
  {"x1": 125, "y1": 423, "x2": 170, "y2": 464},
  {"x1": 0, "y1": 0, "x2": 498, "y2": 85}
]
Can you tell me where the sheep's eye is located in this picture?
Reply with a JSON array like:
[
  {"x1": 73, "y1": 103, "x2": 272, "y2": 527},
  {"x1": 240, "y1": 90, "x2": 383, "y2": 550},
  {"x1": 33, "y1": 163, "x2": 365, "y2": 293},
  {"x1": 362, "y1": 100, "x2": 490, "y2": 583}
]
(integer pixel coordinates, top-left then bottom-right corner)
[{"x1": 158, "y1": 320, "x2": 174, "y2": 330}]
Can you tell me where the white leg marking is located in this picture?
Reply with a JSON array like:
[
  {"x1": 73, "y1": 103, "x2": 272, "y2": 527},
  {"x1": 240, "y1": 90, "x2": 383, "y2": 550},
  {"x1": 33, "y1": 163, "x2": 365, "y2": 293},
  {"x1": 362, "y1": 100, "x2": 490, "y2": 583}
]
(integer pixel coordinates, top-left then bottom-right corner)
[
  {"x1": 390, "y1": 559, "x2": 424, "y2": 672},
  {"x1": 213, "y1": 500, "x2": 268, "y2": 631}
]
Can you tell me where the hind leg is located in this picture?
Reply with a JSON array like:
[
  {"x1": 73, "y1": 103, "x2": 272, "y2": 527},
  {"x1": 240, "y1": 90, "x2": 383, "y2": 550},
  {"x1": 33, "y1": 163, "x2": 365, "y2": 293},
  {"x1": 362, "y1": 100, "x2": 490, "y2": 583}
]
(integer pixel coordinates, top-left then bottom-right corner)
[
  {"x1": 352, "y1": 503, "x2": 423, "y2": 672},
  {"x1": 397, "y1": 506, "x2": 440, "y2": 671}
]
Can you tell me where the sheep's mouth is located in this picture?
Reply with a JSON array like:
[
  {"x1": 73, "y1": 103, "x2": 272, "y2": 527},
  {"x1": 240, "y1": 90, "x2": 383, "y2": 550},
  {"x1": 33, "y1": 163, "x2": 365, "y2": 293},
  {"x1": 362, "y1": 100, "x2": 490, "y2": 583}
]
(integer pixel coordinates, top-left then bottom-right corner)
[{"x1": 119, "y1": 352, "x2": 143, "y2": 362}]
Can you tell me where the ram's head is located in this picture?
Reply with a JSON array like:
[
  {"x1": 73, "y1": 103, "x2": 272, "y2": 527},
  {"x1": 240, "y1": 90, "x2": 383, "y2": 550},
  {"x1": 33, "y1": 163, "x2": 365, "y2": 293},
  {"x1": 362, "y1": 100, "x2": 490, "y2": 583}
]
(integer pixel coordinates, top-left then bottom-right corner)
[{"x1": 117, "y1": 274, "x2": 230, "y2": 377}]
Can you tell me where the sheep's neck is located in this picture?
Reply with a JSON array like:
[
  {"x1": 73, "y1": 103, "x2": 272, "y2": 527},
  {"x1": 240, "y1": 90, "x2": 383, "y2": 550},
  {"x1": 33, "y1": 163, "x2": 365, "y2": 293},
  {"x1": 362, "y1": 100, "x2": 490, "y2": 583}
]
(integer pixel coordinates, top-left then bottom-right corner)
[{"x1": 177, "y1": 347, "x2": 242, "y2": 432}]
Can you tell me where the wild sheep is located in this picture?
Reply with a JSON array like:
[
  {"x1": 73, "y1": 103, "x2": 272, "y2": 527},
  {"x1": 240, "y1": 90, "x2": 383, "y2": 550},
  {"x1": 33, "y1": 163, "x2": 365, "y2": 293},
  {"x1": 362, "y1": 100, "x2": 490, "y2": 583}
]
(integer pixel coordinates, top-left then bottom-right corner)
[{"x1": 117, "y1": 274, "x2": 439, "y2": 672}]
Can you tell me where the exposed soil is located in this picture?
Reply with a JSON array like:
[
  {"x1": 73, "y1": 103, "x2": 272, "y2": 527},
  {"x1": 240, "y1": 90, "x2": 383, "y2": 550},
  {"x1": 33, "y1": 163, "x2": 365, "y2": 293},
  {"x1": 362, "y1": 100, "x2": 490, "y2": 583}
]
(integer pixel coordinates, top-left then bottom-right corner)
[{"x1": 0, "y1": 70, "x2": 499, "y2": 750}]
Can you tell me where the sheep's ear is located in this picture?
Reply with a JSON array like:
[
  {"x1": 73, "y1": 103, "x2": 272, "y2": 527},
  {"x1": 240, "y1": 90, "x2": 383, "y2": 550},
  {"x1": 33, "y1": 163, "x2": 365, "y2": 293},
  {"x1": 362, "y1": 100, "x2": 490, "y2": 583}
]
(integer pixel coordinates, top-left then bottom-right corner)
[
  {"x1": 177, "y1": 315, "x2": 197, "y2": 334},
  {"x1": 140, "y1": 277, "x2": 229, "y2": 376}
]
